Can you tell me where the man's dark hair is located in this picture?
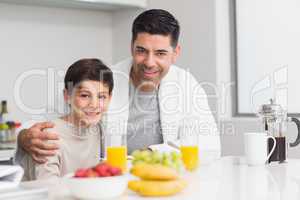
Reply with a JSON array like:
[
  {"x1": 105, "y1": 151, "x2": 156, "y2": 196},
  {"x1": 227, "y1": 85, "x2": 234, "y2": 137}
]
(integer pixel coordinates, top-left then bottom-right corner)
[
  {"x1": 64, "y1": 58, "x2": 114, "y2": 94},
  {"x1": 132, "y1": 9, "x2": 180, "y2": 48}
]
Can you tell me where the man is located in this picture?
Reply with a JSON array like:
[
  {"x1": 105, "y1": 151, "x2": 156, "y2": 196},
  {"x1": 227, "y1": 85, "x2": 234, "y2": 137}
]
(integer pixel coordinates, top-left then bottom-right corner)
[{"x1": 16, "y1": 9, "x2": 221, "y2": 164}]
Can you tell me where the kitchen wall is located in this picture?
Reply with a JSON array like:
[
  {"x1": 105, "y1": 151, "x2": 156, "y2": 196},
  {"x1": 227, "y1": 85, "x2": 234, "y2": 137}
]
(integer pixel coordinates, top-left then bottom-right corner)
[{"x1": 0, "y1": 3, "x2": 113, "y2": 123}]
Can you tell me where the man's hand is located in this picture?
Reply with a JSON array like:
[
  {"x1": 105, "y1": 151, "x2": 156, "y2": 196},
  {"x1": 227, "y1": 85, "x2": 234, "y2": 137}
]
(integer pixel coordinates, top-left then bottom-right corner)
[{"x1": 18, "y1": 122, "x2": 59, "y2": 164}]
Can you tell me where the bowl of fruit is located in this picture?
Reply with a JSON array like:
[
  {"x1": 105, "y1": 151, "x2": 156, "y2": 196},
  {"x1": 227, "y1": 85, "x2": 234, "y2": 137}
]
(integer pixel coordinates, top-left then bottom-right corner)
[{"x1": 65, "y1": 162, "x2": 128, "y2": 200}]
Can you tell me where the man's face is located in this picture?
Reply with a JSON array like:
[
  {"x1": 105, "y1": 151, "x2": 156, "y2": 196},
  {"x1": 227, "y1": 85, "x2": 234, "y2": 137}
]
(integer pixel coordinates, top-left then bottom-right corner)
[{"x1": 131, "y1": 33, "x2": 180, "y2": 87}]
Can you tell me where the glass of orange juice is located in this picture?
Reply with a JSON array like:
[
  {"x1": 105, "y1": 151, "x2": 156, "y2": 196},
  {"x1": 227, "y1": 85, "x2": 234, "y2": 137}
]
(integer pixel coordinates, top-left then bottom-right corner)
[
  {"x1": 180, "y1": 131, "x2": 199, "y2": 171},
  {"x1": 106, "y1": 134, "x2": 127, "y2": 172}
]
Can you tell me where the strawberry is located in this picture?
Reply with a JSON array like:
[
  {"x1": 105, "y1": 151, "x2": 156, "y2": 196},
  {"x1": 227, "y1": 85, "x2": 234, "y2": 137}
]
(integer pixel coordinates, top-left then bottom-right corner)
[
  {"x1": 109, "y1": 167, "x2": 122, "y2": 176},
  {"x1": 86, "y1": 169, "x2": 98, "y2": 177},
  {"x1": 100, "y1": 170, "x2": 112, "y2": 177},
  {"x1": 94, "y1": 163, "x2": 111, "y2": 177},
  {"x1": 74, "y1": 168, "x2": 88, "y2": 178}
]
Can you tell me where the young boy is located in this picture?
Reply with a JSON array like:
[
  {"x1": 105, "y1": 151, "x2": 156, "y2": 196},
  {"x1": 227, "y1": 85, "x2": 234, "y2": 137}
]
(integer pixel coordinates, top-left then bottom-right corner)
[{"x1": 23, "y1": 58, "x2": 113, "y2": 180}]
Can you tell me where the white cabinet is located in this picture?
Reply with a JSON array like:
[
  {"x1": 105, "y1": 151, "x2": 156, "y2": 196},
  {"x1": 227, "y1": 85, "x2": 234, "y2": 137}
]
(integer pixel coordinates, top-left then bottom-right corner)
[{"x1": 0, "y1": 0, "x2": 147, "y2": 11}]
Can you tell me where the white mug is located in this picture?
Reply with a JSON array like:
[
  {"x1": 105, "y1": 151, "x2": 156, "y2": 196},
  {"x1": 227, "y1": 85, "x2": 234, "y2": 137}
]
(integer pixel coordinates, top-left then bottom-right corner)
[{"x1": 244, "y1": 132, "x2": 276, "y2": 166}]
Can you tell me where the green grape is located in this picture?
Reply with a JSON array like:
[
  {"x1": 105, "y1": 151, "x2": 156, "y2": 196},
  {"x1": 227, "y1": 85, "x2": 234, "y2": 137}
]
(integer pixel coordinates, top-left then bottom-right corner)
[
  {"x1": 170, "y1": 151, "x2": 181, "y2": 161},
  {"x1": 144, "y1": 156, "x2": 152, "y2": 163},
  {"x1": 162, "y1": 157, "x2": 172, "y2": 167},
  {"x1": 132, "y1": 160, "x2": 144, "y2": 165},
  {"x1": 131, "y1": 150, "x2": 141, "y2": 158},
  {"x1": 174, "y1": 162, "x2": 181, "y2": 172},
  {"x1": 170, "y1": 151, "x2": 177, "y2": 157},
  {"x1": 149, "y1": 157, "x2": 158, "y2": 164},
  {"x1": 152, "y1": 151, "x2": 163, "y2": 163},
  {"x1": 140, "y1": 150, "x2": 151, "y2": 159},
  {"x1": 162, "y1": 152, "x2": 169, "y2": 161},
  {"x1": 131, "y1": 150, "x2": 183, "y2": 171}
]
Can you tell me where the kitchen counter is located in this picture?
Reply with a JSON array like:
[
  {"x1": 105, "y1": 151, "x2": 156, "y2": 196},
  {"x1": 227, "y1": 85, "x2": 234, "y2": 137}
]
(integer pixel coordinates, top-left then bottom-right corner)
[
  {"x1": 0, "y1": 142, "x2": 16, "y2": 164},
  {"x1": 21, "y1": 157, "x2": 300, "y2": 200}
]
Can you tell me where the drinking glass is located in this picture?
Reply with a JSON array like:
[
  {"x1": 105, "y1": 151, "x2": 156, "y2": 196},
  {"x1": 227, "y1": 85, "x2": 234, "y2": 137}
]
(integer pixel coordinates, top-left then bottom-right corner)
[
  {"x1": 105, "y1": 134, "x2": 127, "y2": 172},
  {"x1": 180, "y1": 131, "x2": 199, "y2": 171}
]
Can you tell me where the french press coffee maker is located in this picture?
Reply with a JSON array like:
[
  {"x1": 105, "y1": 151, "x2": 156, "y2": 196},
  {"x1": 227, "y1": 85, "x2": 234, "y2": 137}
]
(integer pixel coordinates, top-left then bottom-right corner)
[{"x1": 258, "y1": 99, "x2": 300, "y2": 163}]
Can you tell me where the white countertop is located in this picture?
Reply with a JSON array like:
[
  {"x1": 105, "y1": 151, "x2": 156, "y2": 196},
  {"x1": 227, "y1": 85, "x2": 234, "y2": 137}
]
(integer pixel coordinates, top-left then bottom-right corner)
[{"x1": 21, "y1": 156, "x2": 300, "y2": 200}]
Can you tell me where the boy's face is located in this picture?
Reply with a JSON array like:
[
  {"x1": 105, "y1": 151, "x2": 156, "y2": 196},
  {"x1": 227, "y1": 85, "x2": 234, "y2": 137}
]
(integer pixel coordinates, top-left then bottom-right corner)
[
  {"x1": 131, "y1": 32, "x2": 180, "y2": 89},
  {"x1": 65, "y1": 80, "x2": 111, "y2": 126}
]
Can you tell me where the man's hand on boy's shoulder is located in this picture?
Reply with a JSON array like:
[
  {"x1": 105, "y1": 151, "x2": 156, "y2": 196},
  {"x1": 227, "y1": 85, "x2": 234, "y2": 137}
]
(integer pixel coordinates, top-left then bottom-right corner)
[{"x1": 18, "y1": 122, "x2": 60, "y2": 164}]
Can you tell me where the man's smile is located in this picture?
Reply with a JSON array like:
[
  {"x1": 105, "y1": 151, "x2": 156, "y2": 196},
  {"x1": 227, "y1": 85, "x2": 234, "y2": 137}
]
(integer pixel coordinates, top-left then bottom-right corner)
[{"x1": 143, "y1": 69, "x2": 160, "y2": 78}]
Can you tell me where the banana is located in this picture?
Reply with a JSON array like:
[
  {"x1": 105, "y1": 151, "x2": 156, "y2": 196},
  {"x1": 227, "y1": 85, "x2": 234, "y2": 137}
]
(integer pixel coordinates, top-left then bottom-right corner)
[
  {"x1": 128, "y1": 180, "x2": 141, "y2": 192},
  {"x1": 130, "y1": 163, "x2": 179, "y2": 180},
  {"x1": 128, "y1": 179, "x2": 187, "y2": 197}
]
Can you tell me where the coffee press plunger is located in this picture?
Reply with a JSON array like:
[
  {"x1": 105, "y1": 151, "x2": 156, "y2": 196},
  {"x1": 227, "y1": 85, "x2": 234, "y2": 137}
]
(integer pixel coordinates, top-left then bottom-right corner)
[{"x1": 258, "y1": 99, "x2": 300, "y2": 163}]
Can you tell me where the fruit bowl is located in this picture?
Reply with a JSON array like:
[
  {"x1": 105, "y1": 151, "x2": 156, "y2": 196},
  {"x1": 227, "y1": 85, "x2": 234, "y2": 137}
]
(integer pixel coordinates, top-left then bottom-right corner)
[
  {"x1": 64, "y1": 162, "x2": 128, "y2": 199},
  {"x1": 65, "y1": 174, "x2": 128, "y2": 200}
]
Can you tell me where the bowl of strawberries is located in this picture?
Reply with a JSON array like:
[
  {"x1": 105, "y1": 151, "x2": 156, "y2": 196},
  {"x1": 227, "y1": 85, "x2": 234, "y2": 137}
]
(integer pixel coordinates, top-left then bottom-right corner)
[{"x1": 65, "y1": 162, "x2": 128, "y2": 200}]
